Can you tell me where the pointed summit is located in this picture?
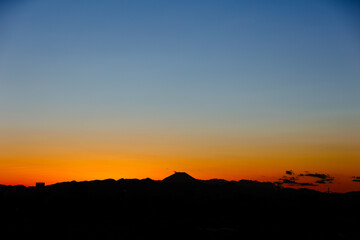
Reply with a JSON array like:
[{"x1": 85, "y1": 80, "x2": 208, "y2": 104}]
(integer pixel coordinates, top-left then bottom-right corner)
[{"x1": 162, "y1": 172, "x2": 198, "y2": 183}]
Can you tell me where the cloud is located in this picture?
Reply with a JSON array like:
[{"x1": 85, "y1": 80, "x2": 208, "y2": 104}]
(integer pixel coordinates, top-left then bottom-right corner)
[
  {"x1": 279, "y1": 176, "x2": 297, "y2": 182},
  {"x1": 352, "y1": 177, "x2": 360, "y2": 182},
  {"x1": 278, "y1": 176, "x2": 317, "y2": 186},
  {"x1": 301, "y1": 173, "x2": 334, "y2": 184},
  {"x1": 278, "y1": 171, "x2": 335, "y2": 187},
  {"x1": 315, "y1": 180, "x2": 327, "y2": 184}
]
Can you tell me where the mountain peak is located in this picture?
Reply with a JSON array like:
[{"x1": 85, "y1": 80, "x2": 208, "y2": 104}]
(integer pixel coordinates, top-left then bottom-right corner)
[{"x1": 162, "y1": 172, "x2": 198, "y2": 183}]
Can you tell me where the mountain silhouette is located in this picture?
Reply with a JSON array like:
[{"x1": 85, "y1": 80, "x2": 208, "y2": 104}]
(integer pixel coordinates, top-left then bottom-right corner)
[
  {"x1": 0, "y1": 175, "x2": 359, "y2": 240},
  {"x1": 162, "y1": 172, "x2": 198, "y2": 183}
]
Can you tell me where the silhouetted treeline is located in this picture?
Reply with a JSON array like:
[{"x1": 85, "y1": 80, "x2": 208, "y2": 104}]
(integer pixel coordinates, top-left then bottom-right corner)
[{"x1": 0, "y1": 176, "x2": 359, "y2": 240}]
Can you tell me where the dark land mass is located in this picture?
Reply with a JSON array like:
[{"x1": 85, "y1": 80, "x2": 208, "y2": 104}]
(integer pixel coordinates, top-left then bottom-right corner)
[{"x1": 0, "y1": 172, "x2": 359, "y2": 240}]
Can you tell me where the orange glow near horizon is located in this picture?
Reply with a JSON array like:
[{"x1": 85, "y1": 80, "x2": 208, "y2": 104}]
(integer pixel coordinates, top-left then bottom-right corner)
[
  {"x1": 1, "y1": 124, "x2": 359, "y2": 192},
  {"x1": 1, "y1": 157, "x2": 358, "y2": 193},
  {"x1": 1, "y1": 149, "x2": 359, "y2": 192}
]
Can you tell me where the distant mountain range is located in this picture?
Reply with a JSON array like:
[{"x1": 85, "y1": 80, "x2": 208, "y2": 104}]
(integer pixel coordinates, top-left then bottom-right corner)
[
  {"x1": 0, "y1": 171, "x2": 359, "y2": 240},
  {"x1": 1, "y1": 172, "x2": 359, "y2": 196}
]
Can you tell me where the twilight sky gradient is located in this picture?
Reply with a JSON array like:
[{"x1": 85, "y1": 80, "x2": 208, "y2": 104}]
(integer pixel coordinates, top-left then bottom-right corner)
[{"x1": 0, "y1": 0, "x2": 359, "y2": 192}]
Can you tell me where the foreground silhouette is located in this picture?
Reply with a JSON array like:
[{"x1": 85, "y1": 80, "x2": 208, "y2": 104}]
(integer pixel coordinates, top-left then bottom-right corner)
[{"x1": 0, "y1": 172, "x2": 359, "y2": 240}]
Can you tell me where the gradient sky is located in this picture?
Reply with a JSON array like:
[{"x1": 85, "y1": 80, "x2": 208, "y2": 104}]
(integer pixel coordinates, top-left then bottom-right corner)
[{"x1": 0, "y1": 0, "x2": 359, "y2": 192}]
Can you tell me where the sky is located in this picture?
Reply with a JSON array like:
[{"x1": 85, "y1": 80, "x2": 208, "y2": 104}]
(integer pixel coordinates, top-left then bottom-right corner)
[{"x1": 0, "y1": 0, "x2": 359, "y2": 192}]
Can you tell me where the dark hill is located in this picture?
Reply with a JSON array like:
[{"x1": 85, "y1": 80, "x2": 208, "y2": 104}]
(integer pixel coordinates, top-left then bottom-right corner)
[
  {"x1": 162, "y1": 172, "x2": 198, "y2": 183},
  {"x1": 0, "y1": 177, "x2": 359, "y2": 239}
]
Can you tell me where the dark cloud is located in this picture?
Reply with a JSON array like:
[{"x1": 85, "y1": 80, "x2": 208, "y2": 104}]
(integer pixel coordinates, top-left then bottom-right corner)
[
  {"x1": 292, "y1": 182, "x2": 317, "y2": 186},
  {"x1": 278, "y1": 176, "x2": 317, "y2": 186},
  {"x1": 279, "y1": 176, "x2": 297, "y2": 182},
  {"x1": 315, "y1": 180, "x2": 326, "y2": 184},
  {"x1": 301, "y1": 173, "x2": 334, "y2": 184},
  {"x1": 304, "y1": 173, "x2": 329, "y2": 179},
  {"x1": 352, "y1": 177, "x2": 360, "y2": 182},
  {"x1": 278, "y1": 171, "x2": 335, "y2": 187}
]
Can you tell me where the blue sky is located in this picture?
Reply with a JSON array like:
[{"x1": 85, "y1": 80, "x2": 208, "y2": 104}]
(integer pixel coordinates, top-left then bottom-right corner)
[
  {"x1": 1, "y1": 0, "x2": 359, "y2": 137},
  {"x1": 0, "y1": 0, "x2": 359, "y2": 189},
  {"x1": 1, "y1": 1, "x2": 360, "y2": 114}
]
